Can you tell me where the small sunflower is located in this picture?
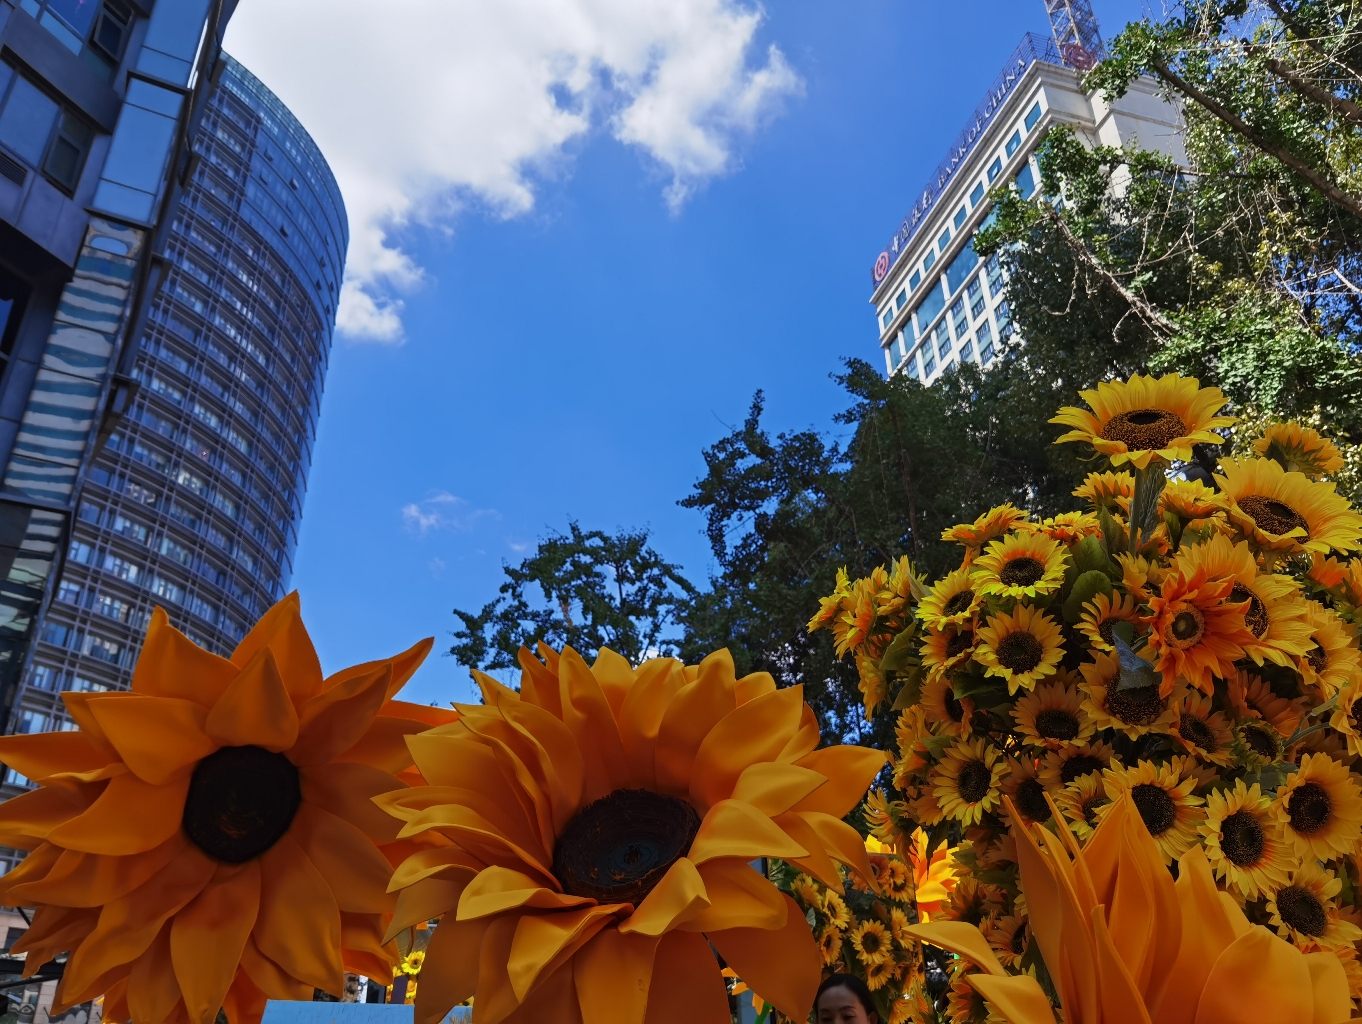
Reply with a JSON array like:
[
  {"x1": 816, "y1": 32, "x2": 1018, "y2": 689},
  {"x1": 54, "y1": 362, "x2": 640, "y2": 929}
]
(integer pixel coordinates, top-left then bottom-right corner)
[
  {"x1": 817, "y1": 926, "x2": 841, "y2": 966},
  {"x1": 1078, "y1": 650, "x2": 1177, "y2": 739},
  {"x1": 1267, "y1": 862, "x2": 1362, "y2": 952},
  {"x1": 1000, "y1": 755, "x2": 1052, "y2": 828},
  {"x1": 1102, "y1": 758, "x2": 1206, "y2": 864},
  {"x1": 1051, "y1": 372, "x2": 1235, "y2": 469},
  {"x1": 1038, "y1": 740, "x2": 1114, "y2": 791},
  {"x1": 943, "y1": 877, "x2": 1005, "y2": 927},
  {"x1": 1233, "y1": 717, "x2": 1285, "y2": 769},
  {"x1": 921, "y1": 625, "x2": 978, "y2": 678},
  {"x1": 1160, "y1": 477, "x2": 1225, "y2": 521},
  {"x1": 1146, "y1": 566, "x2": 1253, "y2": 696},
  {"x1": 984, "y1": 915, "x2": 1030, "y2": 969},
  {"x1": 1328, "y1": 676, "x2": 1362, "y2": 758},
  {"x1": 1076, "y1": 590, "x2": 1145, "y2": 653},
  {"x1": 856, "y1": 653, "x2": 889, "y2": 717},
  {"x1": 932, "y1": 736, "x2": 1004, "y2": 825},
  {"x1": 971, "y1": 531, "x2": 1069, "y2": 601},
  {"x1": 913, "y1": 786, "x2": 946, "y2": 827},
  {"x1": 1054, "y1": 772, "x2": 1111, "y2": 842},
  {"x1": 1253, "y1": 422, "x2": 1346, "y2": 478},
  {"x1": 1201, "y1": 779, "x2": 1294, "y2": 899},
  {"x1": 889, "y1": 907, "x2": 913, "y2": 945},
  {"x1": 921, "y1": 675, "x2": 975, "y2": 736},
  {"x1": 1073, "y1": 470, "x2": 1134, "y2": 512},
  {"x1": 919, "y1": 567, "x2": 984, "y2": 631},
  {"x1": 975, "y1": 604, "x2": 1065, "y2": 694},
  {"x1": 1116, "y1": 552, "x2": 1166, "y2": 603},
  {"x1": 1012, "y1": 680, "x2": 1095, "y2": 750},
  {"x1": 1031, "y1": 512, "x2": 1103, "y2": 547},
  {"x1": 894, "y1": 705, "x2": 935, "y2": 783},
  {"x1": 823, "y1": 891, "x2": 852, "y2": 931},
  {"x1": 1170, "y1": 689, "x2": 1236, "y2": 766},
  {"x1": 1295, "y1": 601, "x2": 1361, "y2": 698},
  {"x1": 850, "y1": 920, "x2": 893, "y2": 967},
  {"x1": 1310, "y1": 552, "x2": 1350, "y2": 590},
  {"x1": 945, "y1": 966, "x2": 989, "y2": 1024},
  {"x1": 1272, "y1": 752, "x2": 1362, "y2": 860},
  {"x1": 1227, "y1": 668, "x2": 1304, "y2": 737},
  {"x1": 1217, "y1": 456, "x2": 1362, "y2": 555},
  {"x1": 864, "y1": 958, "x2": 896, "y2": 992},
  {"x1": 942, "y1": 503, "x2": 1031, "y2": 555}
]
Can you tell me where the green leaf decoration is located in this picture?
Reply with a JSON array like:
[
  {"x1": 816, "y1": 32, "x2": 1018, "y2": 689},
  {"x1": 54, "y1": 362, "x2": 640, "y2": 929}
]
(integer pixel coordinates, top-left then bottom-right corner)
[
  {"x1": 890, "y1": 664, "x2": 924, "y2": 711},
  {"x1": 1064, "y1": 569, "x2": 1115, "y2": 623},
  {"x1": 1098, "y1": 505, "x2": 1126, "y2": 556},
  {"x1": 880, "y1": 624, "x2": 920, "y2": 673}
]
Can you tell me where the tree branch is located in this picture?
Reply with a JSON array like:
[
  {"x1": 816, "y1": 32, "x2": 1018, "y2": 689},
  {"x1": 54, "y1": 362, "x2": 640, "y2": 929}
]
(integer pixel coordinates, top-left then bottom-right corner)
[
  {"x1": 1262, "y1": 0, "x2": 1362, "y2": 85},
  {"x1": 1256, "y1": 50, "x2": 1362, "y2": 128}
]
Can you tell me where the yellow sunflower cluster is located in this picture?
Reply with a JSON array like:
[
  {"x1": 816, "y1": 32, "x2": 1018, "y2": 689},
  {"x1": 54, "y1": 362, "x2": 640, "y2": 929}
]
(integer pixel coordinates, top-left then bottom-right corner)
[{"x1": 813, "y1": 372, "x2": 1362, "y2": 1018}]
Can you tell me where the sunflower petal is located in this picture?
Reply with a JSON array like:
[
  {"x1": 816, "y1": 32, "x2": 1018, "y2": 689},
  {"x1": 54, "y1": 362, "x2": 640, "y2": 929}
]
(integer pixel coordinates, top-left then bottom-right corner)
[
  {"x1": 171, "y1": 860, "x2": 261, "y2": 1024},
  {"x1": 574, "y1": 928, "x2": 658, "y2": 1024},
  {"x1": 289, "y1": 663, "x2": 391, "y2": 766},
  {"x1": 388, "y1": 876, "x2": 470, "y2": 942},
  {"x1": 230, "y1": 593, "x2": 324, "y2": 700},
  {"x1": 299, "y1": 761, "x2": 405, "y2": 844},
  {"x1": 654, "y1": 657, "x2": 737, "y2": 795},
  {"x1": 731, "y1": 762, "x2": 827, "y2": 817},
  {"x1": 1303, "y1": 951, "x2": 1351, "y2": 1024},
  {"x1": 255, "y1": 832, "x2": 344, "y2": 995},
  {"x1": 590, "y1": 648, "x2": 635, "y2": 719},
  {"x1": 507, "y1": 905, "x2": 618, "y2": 1003},
  {"x1": 642, "y1": 931, "x2": 730, "y2": 1024},
  {"x1": 8, "y1": 833, "x2": 185, "y2": 908},
  {"x1": 389, "y1": 846, "x2": 484, "y2": 892},
  {"x1": 788, "y1": 811, "x2": 873, "y2": 885},
  {"x1": 688, "y1": 799, "x2": 808, "y2": 865},
  {"x1": 240, "y1": 936, "x2": 311, "y2": 1002},
  {"x1": 87, "y1": 695, "x2": 215, "y2": 785},
  {"x1": 46, "y1": 771, "x2": 188, "y2": 855},
  {"x1": 132, "y1": 608, "x2": 237, "y2": 706},
  {"x1": 904, "y1": 921, "x2": 1008, "y2": 976},
  {"x1": 0, "y1": 783, "x2": 102, "y2": 850},
  {"x1": 558, "y1": 648, "x2": 630, "y2": 803},
  {"x1": 474, "y1": 914, "x2": 522, "y2": 1024},
  {"x1": 773, "y1": 811, "x2": 842, "y2": 890},
  {"x1": 458, "y1": 866, "x2": 594, "y2": 922},
  {"x1": 708, "y1": 894, "x2": 819, "y2": 1021},
  {"x1": 128, "y1": 922, "x2": 180, "y2": 1024},
  {"x1": 290, "y1": 803, "x2": 394, "y2": 914},
  {"x1": 619, "y1": 857, "x2": 709, "y2": 936},
  {"x1": 373, "y1": 636, "x2": 435, "y2": 699},
  {"x1": 1193, "y1": 925, "x2": 1312, "y2": 1024},
  {"x1": 0, "y1": 731, "x2": 115, "y2": 782},
  {"x1": 968, "y1": 974, "x2": 1059, "y2": 1024},
  {"x1": 681, "y1": 859, "x2": 786, "y2": 933},
  {"x1": 204, "y1": 649, "x2": 299, "y2": 751},
  {"x1": 414, "y1": 913, "x2": 491, "y2": 1024},
  {"x1": 690, "y1": 687, "x2": 805, "y2": 811},
  {"x1": 618, "y1": 660, "x2": 685, "y2": 791},
  {"x1": 790, "y1": 746, "x2": 888, "y2": 816}
]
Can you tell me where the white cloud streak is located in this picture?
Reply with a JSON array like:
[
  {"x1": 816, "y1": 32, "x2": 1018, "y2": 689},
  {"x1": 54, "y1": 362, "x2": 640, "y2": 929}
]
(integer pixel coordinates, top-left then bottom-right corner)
[
  {"x1": 400, "y1": 492, "x2": 499, "y2": 536},
  {"x1": 224, "y1": 0, "x2": 800, "y2": 343}
]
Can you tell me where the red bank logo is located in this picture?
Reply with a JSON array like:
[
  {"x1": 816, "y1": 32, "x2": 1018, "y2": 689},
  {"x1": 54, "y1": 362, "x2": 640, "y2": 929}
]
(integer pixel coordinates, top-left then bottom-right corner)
[{"x1": 873, "y1": 251, "x2": 890, "y2": 284}]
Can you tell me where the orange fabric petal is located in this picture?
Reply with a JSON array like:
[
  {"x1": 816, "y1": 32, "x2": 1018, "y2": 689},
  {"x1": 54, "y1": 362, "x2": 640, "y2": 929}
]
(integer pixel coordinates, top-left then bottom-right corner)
[
  {"x1": 688, "y1": 799, "x2": 808, "y2": 865},
  {"x1": 508, "y1": 905, "x2": 618, "y2": 1003},
  {"x1": 389, "y1": 845, "x2": 484, "y2": 891},
  {"x1": 46, "y1": 771, "x2": 188, "y2": 856},
  {"x1": 642, "y1": 930, "x2": 730, "y2": 1024},
  {"x1": 619, "y1": 857, "x2": 709, "y2": 936},
  {"x1": 171, "y1": 860, "x2": 262, "y2": 1024},
  {"x1": 371, "y1": 636, "x2": 435, "y2": 700},
  {"x1": 290, "y1": 802, "x2": 394, "y2": 915},
  {"x1": 776, "y1": 704, "x2": 820, "y2": 763},
  {"x1": 1091, "y1": 908, "x2": 1154, "y2": 1024},
  {"x1": 413, "y1": 913, "x2": 491, "y2": 1024},
  {"x1": 289, "y1": 663, "x2": 391, "y2": 766},
  {"x1": 968, "y1": 975, "x2": 1060, "y2": 1024},
  {"x1": 590, "y1": 647, "x2": 635, "y2": 720},
  {"x1": 681, "y1": 859, "x2": 787, "y2": 933},
  {"x1": 204, "y1": 649, "x2": 299, "y2": 751},
  {"x1": 88, "y1": 695, "x2": 215, "y2": 785},
  {"x1": 458, "y1": 866, "x2": 594, "y2": 922},
  {"x1": 11, "y1": 904, "x2": 98, "y2": 974},
  {"x1": 772, "y1": 811, "x2": 841, "y2": 890},
  {"x1": 496, "y1": 697, "x2": 587, "y2": 836},
  {"x1": 58, "y1": 692, "x2": 119, "y2": 753},
  {"x1": 1193, "y1": 925, "x2": 1312, "y2": 1024},
  {"x1": 254, "y1": 832, "x2": 344, "y2": 994},
  {"x1": 475, "y1": 913, "x2": 525, "y2": 1024},
  {"x1": 132, "y1": 607, "x2": 237, "y2": 706},
  {"x1": 1304, "y1": 951, "x2": 1352, "y2": 1024},
  {"x1": 558, "y1": 647, "x2": 630, "y2": 803},
  {"x1": 341, "y1": 911, "x2": 395, "y2": 978},
  {"x1": 654, "y1": 656, "x2": 737, "y2": 796},
  {"x1": 789, "y1": 746, "x2": 888, "y2": 816},
  {"x1": 298, "y1": 761, "x2": 405, "y2": 844},
  {"x1": 0, "y1": 731, "x2": 115, "y2": 781},
  {"x1": 389, "y1": 876, "x2": 470, "y2": 942},
  {"x1": 517, "y1": 646, "x2": 564, "y2": 719},
  {"x1": 690, "y1": 686, "x2": 805, "y2": 810},
  {"x1": 221, "y1": 969, "x2": 268, "y2": 1024},
  {"x1": 905, "y1": 921, "x2": 1008, "y2": 976},
  {"x1": 734, "y1": 671, "x2": 777, "y2": 704},
  {"x1": 574, "y1": 927, "x2": 658, "y2": 1024},
  {"x1": 333, "y1": 709, "x2": 431, "y2": 774},
  {"x1": 229, "y1": 593, "x2": 324, "y2": 700},
  {"x1": 239, "y1": 936, "x2": 311, "y2": 1002},
  {"x1": 504, "y1": 959, "x2": 581, "y2": 1024},
  {"x1": 0, "y1": 782, "x2": 104, "y2": 850},
  {"x1": 128, "y1": 922, "x2": 180, "y2": 1024},
  {"x1": 9, "y1": 832, "x2": 185, "y2": 907},
  {"x1": 617, "y1": 659, "x2": 685, "y2": 791},
  {"x1": 708, "y1": 894, "x2": 820, "y2": 1021},
  {"x1": 791, "y1": 811, "x2": 875, "y2": 886},
  {"x1": 731, "y1": 762, "x2": 827, "y2": 817},
  {"x1": 1155, "y1": 847, "x2": 1244, "y2": 1024}
]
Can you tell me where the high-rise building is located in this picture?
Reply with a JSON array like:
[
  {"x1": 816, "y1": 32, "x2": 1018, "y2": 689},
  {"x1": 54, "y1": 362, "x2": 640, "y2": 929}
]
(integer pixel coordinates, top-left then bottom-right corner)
[
  {"x1": 869, "y1": 5, "x2": 1184, "y2": 383},
  {"x1": 0, "y1": 51, "x2": 345, "y2": 813}
]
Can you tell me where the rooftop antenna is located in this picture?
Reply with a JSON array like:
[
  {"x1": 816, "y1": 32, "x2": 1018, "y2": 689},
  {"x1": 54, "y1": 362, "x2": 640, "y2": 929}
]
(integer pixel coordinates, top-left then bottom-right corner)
[{"x1": 1044, "y1": 0, "x2": 1105, "y2": 70}]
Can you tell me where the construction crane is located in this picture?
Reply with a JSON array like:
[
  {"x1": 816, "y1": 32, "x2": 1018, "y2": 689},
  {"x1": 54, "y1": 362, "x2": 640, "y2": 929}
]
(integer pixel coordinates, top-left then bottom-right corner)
[{"x1": 1043, "y1": 0, "x2": 1106, "y2": 69}]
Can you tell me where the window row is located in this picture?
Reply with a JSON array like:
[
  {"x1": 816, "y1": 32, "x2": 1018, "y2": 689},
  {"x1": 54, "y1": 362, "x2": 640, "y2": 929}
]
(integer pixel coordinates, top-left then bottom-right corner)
[
  {"x1": 0, "y1": 60, "x2": 94, "y2": 194},
  {"x1": 27, "y1": 663, "x2": 113, "y2": 693}
]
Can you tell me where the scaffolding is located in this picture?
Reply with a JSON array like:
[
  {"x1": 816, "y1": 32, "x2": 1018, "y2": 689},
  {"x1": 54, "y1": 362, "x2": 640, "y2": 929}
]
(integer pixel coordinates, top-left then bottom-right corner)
[{"x1": 1043, "y1": 0, "x2": 1106, "y2": 69}]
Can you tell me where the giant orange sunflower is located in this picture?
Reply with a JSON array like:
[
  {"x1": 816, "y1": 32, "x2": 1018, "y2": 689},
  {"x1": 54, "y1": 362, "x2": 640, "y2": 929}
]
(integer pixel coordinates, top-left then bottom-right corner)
[
  {"x1": 0, "y1": 595, "x2": 450, "y2": 1024},
  {"x1": 1145, "y1": 565, "x2": 1255, "y2": 696},
  {"x1": 378, "y1": 645, "x2": 885, "y2": 1024},
  {"x1": 1051, "y1": 372, "x2": 1235, "y2": 469},
  {"x1": 1216, "y1": 456, "x2": 1362, "y2": 555}
]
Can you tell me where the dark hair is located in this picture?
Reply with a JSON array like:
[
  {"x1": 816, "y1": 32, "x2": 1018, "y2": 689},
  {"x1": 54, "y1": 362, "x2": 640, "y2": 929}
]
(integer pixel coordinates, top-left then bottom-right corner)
[{"x1": 815, "y1": 974, "x2": 879, "y2": 1020}]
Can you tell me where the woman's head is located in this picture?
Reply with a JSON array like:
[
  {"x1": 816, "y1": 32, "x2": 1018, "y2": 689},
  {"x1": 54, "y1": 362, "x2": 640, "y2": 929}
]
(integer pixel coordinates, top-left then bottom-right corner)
[{"x1": 814, "y1": 974, "x2": 879, "y2": 1024}]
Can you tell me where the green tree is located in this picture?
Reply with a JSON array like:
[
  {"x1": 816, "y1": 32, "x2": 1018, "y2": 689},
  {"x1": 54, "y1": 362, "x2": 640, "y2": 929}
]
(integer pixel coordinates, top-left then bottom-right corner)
[{"x1": 449, "y1": 523, "x2": 696, "y2": 671}]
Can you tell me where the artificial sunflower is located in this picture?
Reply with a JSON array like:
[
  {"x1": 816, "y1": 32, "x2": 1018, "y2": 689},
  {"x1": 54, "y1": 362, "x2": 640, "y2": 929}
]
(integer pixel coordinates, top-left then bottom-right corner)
[
  {"x1": 823, "y1": 891, "x2": 853, "y2": 931},
  {"x1": 1328, "y1": 676, "x2": 1362, "y2": 757},
  {"x1": 921, "y1": 625, "x2": 978, "y2": 679},
  {"x1": 1037, "y1": 740, "x2": 1113, "y2": 792},
  {"x1": 1146, "y1": 566, "x2": 1253, "y2": 696},
  {"x1": 1227, "y1": 668, "x2": 1305, "y2": 737},
  {"x1": 1296, "y1": 601, "x2": 1361, "y2": 698},
  {"x1": 943, "y1": 877, "x2": 1005, "y2": 927},
  {"x1": 1267, "y1": 862, "x2": 1362, "y2": 952},
  {"x1": 1101, "y1": 757, "x2": 1205, "y2": 864},
  {"x1": 1072, "y1": 470, "x2": 1133, "y2": 512},
  {"x1": 931, "y1": 736, "x2": 1004, "y2": 826},
  {"x1": 999, "y1": 756, "x2": 1051, "y2": 828},
  {"x1": 0, "y1": 596, "x2": 449, "y2": 1024},
  {"x1": 1116, "y1": 552, "x2": 1165, "y2": 602},
  {"x1": 984, "y1": 916, "x2": 1029, "y2": 969},
  {"x1": 1201, "y1": 779, "x2": 1293, "y2": 899},
  {"x1": 921, "y1": 675, "x2": 975, "y2": 736},
  {"x1": 893, "y1": 706, "x2": 933, "y2": 784},
  {"x1": 1234, "y1": 717, "x2": 1286, "y2": 769},
  {"x1": 969, "y1": 532, "x2": 1068, "y2": 602},
  {"x1": 1053, "y1": 772, "x2": 1110, "y2": 842},
  {"x1": 854, "y1": 654, "x2": 889, "y2": 718},
  {"x1": 379, "y1": 645, "x2": 886, "y2": 1024},
  {"x1": 1011, "y1": 680, "x2": 1094, "y2": 750},
  {"x1": 941, "y1": 503, "x2": 1031, "y2": 555},
  {"x1": 945, "y1": 964, "x2": 990, "y2": 1024},
  {"x1": 1029, "y1": 512, "x2": 1101, "y2": 547},
  {"x1": 1077, "y1": 650, "x2": 1176, "y2": 740},
  {"x1": 1170, "y1": 690, "x2": 1236, "y2": 766},
  {"x1": 912, "y1": 788, "x2": 946, "y2": 827},
  {"x1": 918, "y1": 568, "x2": 983, "y2": 631},
  {"x1": 1217, "y1": 456, "x2": 1362, "y2": 555},
  {"x1": 1051, "y1": 372, "x2": 1235, "y2": 469},
  {"x1": 905, "y1": 827, "x2": 957, "y2": 921},
  {"x1": 1172, "y1": 533, "x2": 1314, "y2": 668},
  {"x1": 1160, "y1": 477, "x2": 1225, "y2": 521},
  {"x1": 816, "y1": 926, "x2": 841, "y2": 966},
  {"x1": 1075, "y1": 591, "x2": 1144, "y2": 654},
  {"x1": 849, "y1": 920, "x2": 892, "y2": 967},
  {"x1": 863, "y1": 958, "x2": 896, "y2": 992},
  {"x1": 1254, "y1": 421, "x2": 1346, "y2": 478},
  {"x1": 1271, "y1": 751, "x2": 1362, "y2": 861},
  {"x1": 974, "y1": 605, "x2": 1064, "y2": 695}
]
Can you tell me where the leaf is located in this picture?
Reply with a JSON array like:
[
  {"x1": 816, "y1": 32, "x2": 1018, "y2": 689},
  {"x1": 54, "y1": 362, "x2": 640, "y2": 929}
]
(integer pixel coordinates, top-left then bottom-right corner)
[
  {"x1": 890, "y1": 665, "x2": 925, "y2": 711},
  {"x1": 925, "y1": 819, "x2": 953, "y2": 860},
  {"x1": 1129, "y1": 464, "x2": 1168, "y2": 551},
  {"x1": 1098, "y1": 505, "x2": 1126, "y2": 556},
  {"x1": 880, "y1": 624, "x2": 920, "y2": 673},
  {"x1": 950, "y1": 673, "x2": 1008, "y2": 702},
  {"x1": 922, "y1": 735, "x2": 954, "y2": 761},
  {"x1": 1162, "y1": 510, "x2": 1184, "y2": 551},
  {"x1": 1063, "y1": 569, "x2": 1114, "y2": 623},
  {"x1": 1113, "y1": 633, "x2": 1159, "y2": 690},
  {"x1": 1109, "y1": 619, "x2": 1136, "y2": 648},
  {"x1": 1072, "y1": 535, "x2": 1118, "y2": 579}
]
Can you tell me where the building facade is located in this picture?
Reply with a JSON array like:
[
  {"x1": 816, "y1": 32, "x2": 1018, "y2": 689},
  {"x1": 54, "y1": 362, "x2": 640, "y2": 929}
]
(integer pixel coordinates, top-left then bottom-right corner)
[
  {"x1": 2, "y1": 52, "x2": 345, "y2": 794},
  {"x1": 869, "y1": 8, "x2": 1184, "y2": 384}
]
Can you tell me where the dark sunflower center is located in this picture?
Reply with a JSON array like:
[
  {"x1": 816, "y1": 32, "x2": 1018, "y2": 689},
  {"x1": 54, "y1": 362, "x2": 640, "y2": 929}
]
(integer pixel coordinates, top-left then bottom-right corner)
[
  {"x1": 1166, "y1": 608, "x2": 1205, "y2": 647},
  {"x1": 1000, "y1": 557, "x2": 1046, "y2": 588},
  {"x1": 957, "y1": 760, "x2": 993, "y2": 804},
  {"x1": 945, "y1": 629, "x2": 975, "y2": 659},
  {"x1": 1130, "y1": 782, "x2": 1177, "y2": 837},
  {"x1": 1015, "y1": 777, "x2": 1051, "y2": 822},
  {"x1": 1242, "y1": 724, "x2": 1279, "y2": 761},
  {"x1": 997, "y1": 631, "x2": 1043, "y2": 673},
  {"x1": 1238, "y1": 495, "x2": 1309, "y2": 540},
  {"x1": 1060, "y1": 755, "x2": 1104, "y2": 785},
  {"x1": 1350, "y1": 697, "x2": 1362, "y2": 732},
  {"x1": 944, "y1": 687, "x2": 965, "y2": 723},
  {"x1": 1179, "y1": 713, "x2": 1217, "y2": 751},
  {"x1": 1286, "y1": 782, "x2": 1332, "y2": 835},
  {"x1": 553, "y1": 789, "x2": 701, "y2": 906},
  {"x1": 1219, "y1": 810, "x2": 1265, "y2": 866},
  {"x1": 1099, "y1": 408, "x2": 1187, "y2": 451},
  {"x1": 1106, "y1": 684, "x2": 1166, "y2": 727},
  {"x1": 1097, "y1": 618, "x2": 1119, "y2": 647},
  {"x1": 181, "y1": 746, "x2": 302, "y2": 864},
  {"x1": 1035, "y1": 708, "x2": 1080, "y2": 741},
  {"x1": 1010, "y1": 924, "x2": 1027, "y2": 955},
  {"x1": 1080, "y1": 796, "x2": 1106, "y2": 826},
  {"x1": 943, "y1": 589, "x2": 976, "y2": 616},
  {"x1": 1230, "y1": 583, "x2": 1269, "y2": 638},
  {"x1": 1276, "y1": 885, "x2": 1328, "y2": 936},
  {"x1": 1306, "y1": 643, "x2": 1328, "y2": 672}
]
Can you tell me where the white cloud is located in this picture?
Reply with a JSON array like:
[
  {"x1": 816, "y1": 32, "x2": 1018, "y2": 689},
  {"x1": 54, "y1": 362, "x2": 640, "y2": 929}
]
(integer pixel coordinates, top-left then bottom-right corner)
[
  {"x1": 401, "y1": 491, "x2": 499, "y2": 536},
  {"x1": 223, "y1": 0, "x2": 800, "y2": 343}
]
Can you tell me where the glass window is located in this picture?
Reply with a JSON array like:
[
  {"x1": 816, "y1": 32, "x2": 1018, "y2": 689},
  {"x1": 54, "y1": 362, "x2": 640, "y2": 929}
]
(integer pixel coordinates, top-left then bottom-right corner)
[
  {"x1": 881, "y1": 309, "x2": 894, "y2": 330},
  {"x1": 906, "y1": 359, "x2": 919, "y2": 381},
  {"x1": 1025, "y1": 101, "x2": 1043, "y2": 132},
  {"x1": 29, "y1": 665, "x2": 57, "y2": 691},
  {"x1": 909, "y1": 270, "x2": 921, "y2": 292},
  {"x1": 18, "y1": 711, "x2": 46, "y2": 734},
  {"x1": 1016, "y1": 163, "x2": 1037, "y2": 200},
  {"x1": 83, "y1": 634, "x2": 122, "y2": 665},
  {"x1": 953, "y1": 206, "x2": 967, "y2": 231},
  {"x1": 913, "y1": 279, "x2": 946, "y2": 333},
  {"x1": 1006, "y1": 130, "x2": 1022, "y2": 157},
  {"x1": 961, "y1": 338, "x2": 976, "y2": 362},
  {"x1": 968, "y1": 277, "x2": 986, "y2": 319},
  {"x1": 112, "y1": 515, "x2": 147, "y2": 542},
  {"x1": 895, "y1": 288, "x2": 907, "y2": 311},
  {"x1": 151, "y1": 576, "x2": 185, "y2": 604},
  {"x1": 970, "y1": 183, "x2": 985, "y2": 208},
  {"x1": 923, "y1": 251, "x2": 936, "y2": 272},
  {"x1": 44, "y1": 112, "x2": 94, "y2": 192},
  {"x1": 938, "y1": 227, "x2": 951, "y2": 250},
  {"x1": 56, "y1": 579, "x2": 81, "y2": 604},
  {"x1": 90, "y1": 0, "x2": 134, "y2": 64},
  {"x1": 935, "y1": 322, "x2": 951, "y2": 358},
  {"x1": 69, "y1": 676, "x2": 110, "y2": 692},
  {"x1": 0, "y1": 75, "x2": 59, "y2": 166},
  {"x1": 981, "y1": 339, "x2": 996, "y2": 364},
  {"x1": 922, "y1": 348, "x2": 936, "y2": 376},
  {"x1": 68, "y1": 541, "x2": 92, "y2": 564},
  {"x1": 945, "y1": 241, "x2": 979, "y2": 296},
  {"x1": 40, "y1": 622, "x2": 70, "y2": 647},
  {"x1": 102, "y1": 554, "x2": 140, "y2": 582}
]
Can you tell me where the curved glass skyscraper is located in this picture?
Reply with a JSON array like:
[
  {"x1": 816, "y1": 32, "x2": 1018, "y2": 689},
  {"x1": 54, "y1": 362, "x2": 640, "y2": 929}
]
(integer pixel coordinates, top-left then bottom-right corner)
[{"x1": 4, "y1": 54, "x2": 345, "y2": 768}]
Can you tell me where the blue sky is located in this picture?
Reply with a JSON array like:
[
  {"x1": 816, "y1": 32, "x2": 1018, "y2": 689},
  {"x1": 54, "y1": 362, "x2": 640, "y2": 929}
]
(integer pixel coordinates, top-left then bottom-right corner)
[{"x1": 226, "y1": 0, "x2": 1152, "y2": 707}]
